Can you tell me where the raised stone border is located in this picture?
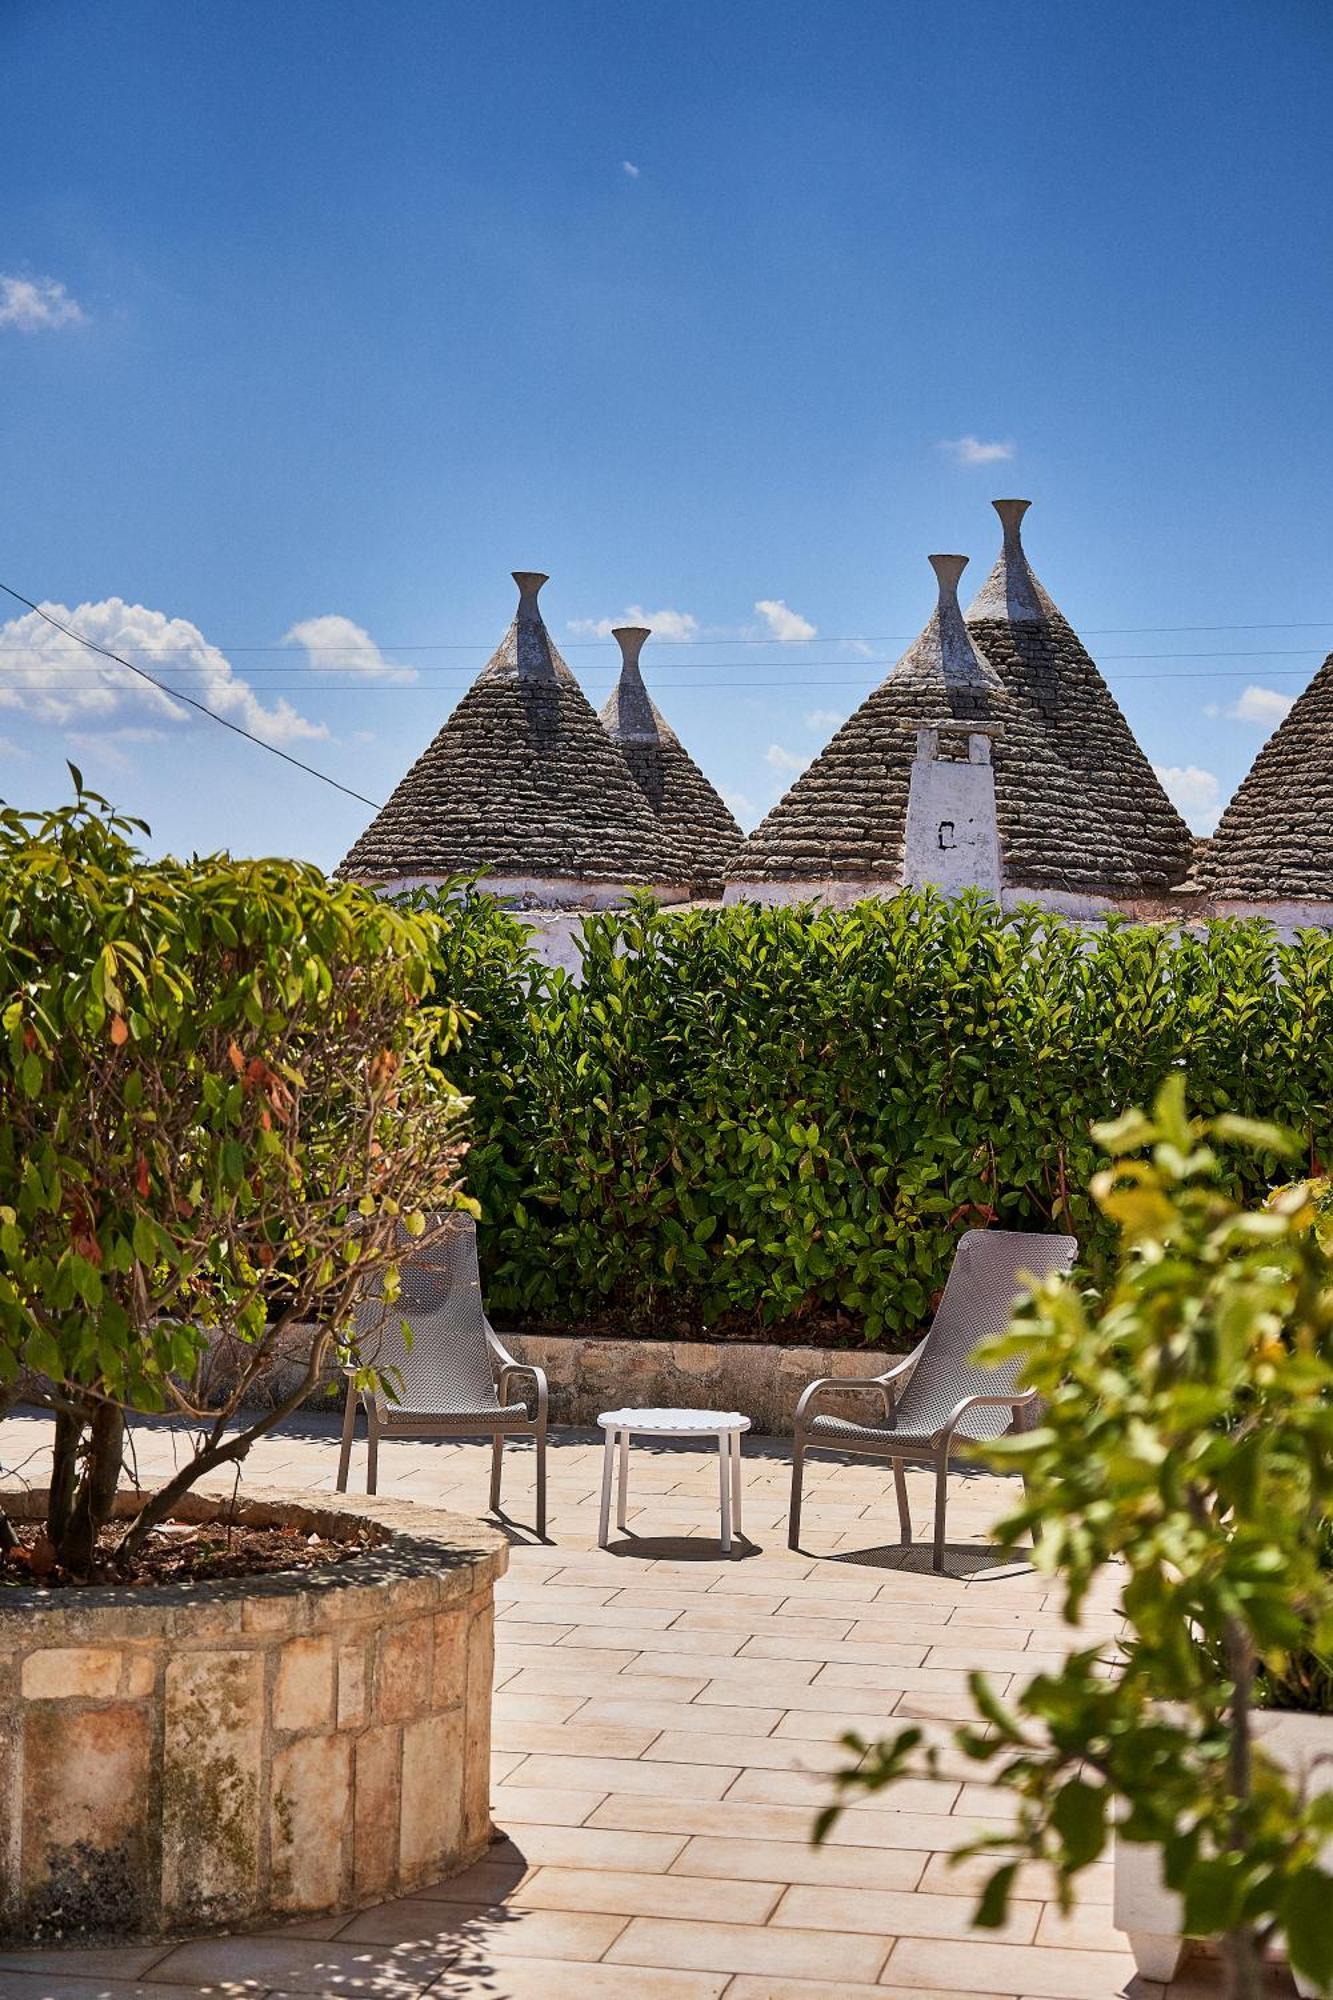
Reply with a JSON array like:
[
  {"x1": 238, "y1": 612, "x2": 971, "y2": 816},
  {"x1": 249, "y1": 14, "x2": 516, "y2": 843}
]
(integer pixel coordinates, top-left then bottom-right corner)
[{"x1": 0, "y1": 1485, "x2": 508, "y2": 1944}]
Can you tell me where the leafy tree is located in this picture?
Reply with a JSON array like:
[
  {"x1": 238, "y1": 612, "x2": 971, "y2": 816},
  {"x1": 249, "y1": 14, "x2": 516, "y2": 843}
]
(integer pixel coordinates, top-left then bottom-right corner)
[
  {"x1": 0, "y1": 786, "x2": 471, "y2": 1573},
  {"x1": 820, "y1": 1079, "x2": 1333, "y2": 2000}
]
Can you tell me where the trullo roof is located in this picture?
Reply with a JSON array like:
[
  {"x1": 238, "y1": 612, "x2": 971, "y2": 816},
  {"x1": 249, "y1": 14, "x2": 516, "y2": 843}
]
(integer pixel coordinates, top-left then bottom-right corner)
[
  {"x1": 599, "y1": 625, "x2": 743, "y2": 895},
  {"x1": 964, "y1": 499, "x2": 1193, "y2": 893},
  {"x1": 338, "y1": 573, "x2": 673, "y2": 887},
  {"x1": 729, "y1": 554, "x2": 1140, "y2": 894},
  {"x1": 1191, "y1": 650, "x2": 1333, "y2": 903}
]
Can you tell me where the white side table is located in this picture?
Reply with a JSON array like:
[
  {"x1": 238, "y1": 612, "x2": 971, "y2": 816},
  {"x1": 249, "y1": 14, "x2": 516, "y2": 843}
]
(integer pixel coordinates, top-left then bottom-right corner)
[{"x1": 597, "y1": 1407, "x2": 751, "y2": 1554}]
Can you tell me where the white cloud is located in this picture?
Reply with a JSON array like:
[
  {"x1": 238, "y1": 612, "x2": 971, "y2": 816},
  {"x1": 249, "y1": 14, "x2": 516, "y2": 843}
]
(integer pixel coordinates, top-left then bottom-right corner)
[
  {"x1": 765, "y1": 743, "x2": 811, "y2": 775},
  {"x1": 1228, "y1": 684, "x2": 1294, "y2": 726},
  {"x1": 568, "y1": 604, "x2": 700, "y2": 642},
  {"x1": 0, "y1": 275, "x2": 85, "y2": 333},
  {"x1": 284, "y1": 614, "x2": 416, "y2": 683},
  {"x1": 805, "y1": 708, "x2": 846, "y2": 734},
  {"x1": 939, "y1": 435, "x2": 1015, "y2": 466},
  {"x1": 0, "y1": 599, "x2": 327, "y2": 746},
  {"x1": 1153, "y1": 762, "x2": 1222, "y2": 833},
  {"x1": 754, "y1": 599, "x2": 817, "y2": 643},
  {"x1": 66, "y1": 726, "x2": 168, "y2": 775},
  {"x1": 622, "y1": 160, "x2": 641, "y2": 178},
  {"x1": 723, "y1": 789, "x2": 755, "y2": 825}
]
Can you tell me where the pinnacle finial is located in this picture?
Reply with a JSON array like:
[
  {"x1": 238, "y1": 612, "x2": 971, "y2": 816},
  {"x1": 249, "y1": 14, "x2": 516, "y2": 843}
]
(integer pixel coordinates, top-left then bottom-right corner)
[
  {"x1": 929, "y1": 554, "x2": 969, "y2": 605},
  {"x1": 993, "y1": 499, "x2": 1030, "y2": 544},
  {"x1": 612, "y1": 625, "x2": 650, "y2": 671},
  {"x1": 512, "y1": 571, "x2": 549, "y2": 616}
]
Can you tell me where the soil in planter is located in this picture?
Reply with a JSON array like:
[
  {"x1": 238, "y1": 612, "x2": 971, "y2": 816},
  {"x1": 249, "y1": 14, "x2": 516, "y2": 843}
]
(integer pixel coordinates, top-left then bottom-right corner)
[{"x1": 0, "y1": 1518, "x2": 379, "y2": 1590}]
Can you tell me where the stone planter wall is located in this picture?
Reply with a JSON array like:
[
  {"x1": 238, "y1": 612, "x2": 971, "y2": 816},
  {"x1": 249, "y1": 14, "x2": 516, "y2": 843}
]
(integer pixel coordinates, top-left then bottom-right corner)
[
  {"x1": 0, "y1": 1486, "x2": 507, "y2": 1944},
  {"x1": 500, "y1": 1332, "x2": 907, "y2": 1433}
]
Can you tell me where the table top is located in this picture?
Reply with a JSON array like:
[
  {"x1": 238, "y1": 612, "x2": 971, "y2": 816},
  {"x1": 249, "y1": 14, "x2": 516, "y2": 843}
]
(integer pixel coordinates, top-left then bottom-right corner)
[{"x1": 598, "y1": 1407, "x2": 752, "y2": 1436}]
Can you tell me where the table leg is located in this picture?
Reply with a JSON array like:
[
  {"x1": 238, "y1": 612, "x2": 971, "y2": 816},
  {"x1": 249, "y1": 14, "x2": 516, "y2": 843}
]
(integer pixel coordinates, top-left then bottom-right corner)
[
  {"x1": 617, "y1": 1427, "x2": 630, "y2": 1532},
  {"x1": 730, "y1": 1431, "x2": 743, "y2": 1541},
  {"x1": 718, "y1": 1431, "x2": 732, "y2": 1555},
  {"x1": 598, "y1": 1429, "x2": 615, "y2": 1549}
]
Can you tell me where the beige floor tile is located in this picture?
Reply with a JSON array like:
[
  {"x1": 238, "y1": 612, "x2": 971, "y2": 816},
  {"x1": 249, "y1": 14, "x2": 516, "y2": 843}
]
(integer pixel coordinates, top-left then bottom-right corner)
[
  {"x1": 495, "y1": 1719, "x2": 661, "y2": 1758},
  {"x1": 426, "y1": 1956, "x2": 728, "y2": 1998},
  {"x1": 576, "y1": 1696, "x2": 785, "y2": 1737},
  {"x1": 341, "y1": 1898, "x2": 628, "y2": 1959},
  {"x1": 490, "y1": 1781, "x2": 606, "y2": 1825},
  {"x1": 503, "y1": 1596, "x2": 682, "y2": 1631},
  {"x1": 494, "y1": 1690, "x2": 588, "y2": 1724},
  {"x1": 566, "y1": 1622, "x2": 747, "y2": 1659},
  {"x1": 499, "y1": 1639, "x2": 641, "y2": 1673},
  {"x1": 509, "y1": 1752, "x2": 739, "y2": 1799},
  {"x1": 605, "y1": 1914, "x2": 890, "y2": 1983},
  {"x1": 774, "y1": 1880, "x2": 1040, "y2": 1943},
  {"x1": 501, "y1": 1664, "x2": 708, "y2": 1702},
  {"x1": 918, "y1": 1851, "x2": 1115, "y2": 1904},
  {"x1": 724, "y1": 1766, "x2": 958, "y2": 1815},
  {"x1": 669, "y1": 1833, "x2": 926, "y2": 1892},
  {"x1": 883, "y1": 1934, "x2": 1139, "y2": 1997},
  {"x1": 0, "y1": 1979, "x2": 225, "y2": 2000},
  {"x1": 728, "y1": 1983, "x2": 1011, "y2": 2000},
  {"x1": 513, "y1": 1862, "x2": 781, "y2": 1923},
  {"x1": 499, "y1": 1819, "x2": 688, "y2": 1872},
  {"x1": 670, "y1": 1606, "x2": 858, "y2": 1642},
  {"x1": 645, "y1": 1728, "x2": 845, "y2": 1774}
]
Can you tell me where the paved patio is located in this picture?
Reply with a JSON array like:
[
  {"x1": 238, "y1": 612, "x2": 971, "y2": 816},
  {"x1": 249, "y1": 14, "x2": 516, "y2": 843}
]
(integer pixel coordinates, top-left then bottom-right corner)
[{"x1": 0, "y1": 1410, "x2": 1291, "y2": 2000}]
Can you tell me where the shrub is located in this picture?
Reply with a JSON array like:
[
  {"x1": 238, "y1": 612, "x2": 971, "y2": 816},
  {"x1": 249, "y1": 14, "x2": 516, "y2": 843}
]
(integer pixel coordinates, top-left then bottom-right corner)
[
  {"x1": 820, "y1": 1081, "x2": 1333, "y2": 2000},
  {"x1": 0, "y1": 788, "x2": 471, "y2": 1573},
  {"x1": 421, "y1": 889, "x2": 1333, "y2": 1344}
]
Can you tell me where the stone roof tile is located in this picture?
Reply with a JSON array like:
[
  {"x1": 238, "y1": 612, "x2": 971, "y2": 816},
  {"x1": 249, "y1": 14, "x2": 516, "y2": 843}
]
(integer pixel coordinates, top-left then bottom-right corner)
[{"x1": 1192, "y1": 650, "x2": 1333, "y2": 902}]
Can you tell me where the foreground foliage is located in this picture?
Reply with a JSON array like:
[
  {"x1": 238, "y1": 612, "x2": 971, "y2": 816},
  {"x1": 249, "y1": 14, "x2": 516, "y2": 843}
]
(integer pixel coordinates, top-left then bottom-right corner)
[
  {"x1": 822, "y1": 1082, "x2": 1333, "y2": 2000},
  {"x1": 0, "y1": 789, "x2": 470, "y2": 1571},
  {"x1": 423, "y1": 887, "x2": 1333, "y2": 1343}
]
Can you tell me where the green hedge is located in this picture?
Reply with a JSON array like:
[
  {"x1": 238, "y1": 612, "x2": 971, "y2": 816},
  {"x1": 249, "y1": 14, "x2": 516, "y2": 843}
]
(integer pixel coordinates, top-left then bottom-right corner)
[{"x1": 420, "y1": 888, "x2": 1333, "y2": 1345}]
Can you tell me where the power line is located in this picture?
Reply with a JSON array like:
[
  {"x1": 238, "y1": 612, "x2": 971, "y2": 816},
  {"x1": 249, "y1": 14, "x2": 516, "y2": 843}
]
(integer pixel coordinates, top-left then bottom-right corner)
[{"x1": 0, "y1": 583, "x2": 383, "y2": 812}]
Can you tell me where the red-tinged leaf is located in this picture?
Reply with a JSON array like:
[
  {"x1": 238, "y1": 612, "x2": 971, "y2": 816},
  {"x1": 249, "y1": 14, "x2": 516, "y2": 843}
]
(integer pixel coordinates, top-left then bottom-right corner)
[
  {"x1": 227, "y1": 1040, "x2": 245, "y2": 1073},
  {"x1": 109, "y1": 1015, "x2": 129, "y2": 1047},
  {"x1": 28, "y1": 1535, "x2": 56, "y2": 1576},
  {"x1": 135, "y1": 1154, "x2": 150, "y2": 1199}
]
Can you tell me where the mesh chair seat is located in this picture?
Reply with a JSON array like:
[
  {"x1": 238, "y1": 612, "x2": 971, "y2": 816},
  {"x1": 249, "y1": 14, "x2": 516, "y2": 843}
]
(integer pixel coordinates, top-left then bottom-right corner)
[
  {"x1": 807, "y1": 1404, "x2": 1016, "y2": 1451},
  {"x1": 378, "y1": 1399, "x2": 532, "y2": 1430}
]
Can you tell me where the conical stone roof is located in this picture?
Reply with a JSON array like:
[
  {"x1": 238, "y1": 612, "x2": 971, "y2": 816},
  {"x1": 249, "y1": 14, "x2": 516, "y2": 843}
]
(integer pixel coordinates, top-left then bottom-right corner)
[
  {"x1": 599, "y1": 625, "x2": 743, "y2": 895},
  {"x1": 1192, "y1": 650, "x2": 1333, "y2": 903},
  {"x1": 339, "y1": 573, "x2": 675, "y2": 889},
  {"x1": 965, "y1": 500, "x2": 1193, "y2": 893},
  {"x1": 730, "y1": 555, "x2": 1140, "y2": 894}
]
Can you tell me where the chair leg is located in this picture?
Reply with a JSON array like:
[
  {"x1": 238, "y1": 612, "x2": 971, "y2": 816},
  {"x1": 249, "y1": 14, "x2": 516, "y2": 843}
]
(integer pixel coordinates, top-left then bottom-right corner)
[
  {"x1": 535, "y1": 1422, "x2": 547, "y2": 1541},
  {"x1": 788, "y1": 1436, "x2": 805, "y2": 1550},
  {"x1": 932, "y1": 1456, "x2": 949, "y2": 1572},
  {"x1": 366, "y1": 1411, "x2": 379, "y2": 1496},
  {"x1": 336, "y1": 1384, "x2": 357, "y2": 1494},
  {"x1": 490, "y1": 1434, "x2": 504, "y2": 1515},
  {"x1": 893, "y1": 1459, "x2": 912, "y2": 1544}
]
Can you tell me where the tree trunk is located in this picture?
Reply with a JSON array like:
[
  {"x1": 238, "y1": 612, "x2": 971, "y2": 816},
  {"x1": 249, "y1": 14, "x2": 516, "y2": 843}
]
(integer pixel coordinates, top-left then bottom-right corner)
[
  {"x1": 57, "y1": 1402, "x2": 124, "y2": 1575},
  {"x1": 1222, "y1": 1617, "x2": 1262, "y2": 2000},
  {"x1": 1221, "y1": 1925, "x2": 1265, "y2": 2000},
  {"x1": 46, "y1": 1404, "x2": 84, "y2": 1550}
]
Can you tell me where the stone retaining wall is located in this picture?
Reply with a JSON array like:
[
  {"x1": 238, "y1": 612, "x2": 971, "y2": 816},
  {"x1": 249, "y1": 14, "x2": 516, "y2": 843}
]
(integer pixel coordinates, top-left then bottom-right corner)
[{"x1": 0, "y1": 1486, "x2": 507, "y2": 1944}]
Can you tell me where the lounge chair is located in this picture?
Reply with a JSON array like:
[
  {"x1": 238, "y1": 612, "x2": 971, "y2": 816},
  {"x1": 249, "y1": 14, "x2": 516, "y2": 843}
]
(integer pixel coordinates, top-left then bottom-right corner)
[
  {"x1": 336, "y1": 1214, "x2": 548, "y2": 1537},
  {"x1": 788, "y1": 1228, "x2": 1076, "y2": 1570}
]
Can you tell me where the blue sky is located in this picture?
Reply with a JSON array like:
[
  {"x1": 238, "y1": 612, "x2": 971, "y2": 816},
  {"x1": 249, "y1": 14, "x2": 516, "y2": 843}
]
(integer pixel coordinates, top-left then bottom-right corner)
[{"x1": 3, "y1": 0, "x2": 1331, "y2": 866}]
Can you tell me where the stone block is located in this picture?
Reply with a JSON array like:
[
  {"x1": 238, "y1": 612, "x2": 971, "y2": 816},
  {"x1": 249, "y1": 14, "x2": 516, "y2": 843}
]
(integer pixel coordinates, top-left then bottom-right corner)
[
  {"x1": 271, "y1": 1731, "x2": 352, "y2": 1912},
  {"x1": 399, "y1": 1708, "x2": 463, "y2": 1880},
  {"x1": 461, "y1": 1602, "x2": 496, "y2": 1851},
  {"x1": 375, "y1": 1614, "x2": 433, "y2": 1723},
  {"x1": 21, "y1": 1646, "x2": 123, "y2": 1700},
  {"x1": 336, "y1": 1635, "x2": 368, "y2": 1729},
  {"x1": 273, "y1": 1635, "x2": 334, "y2": 1733},
  {"x1": 352, "y1": 1723, "x2": 400, "y2": 1899},
  {"x1": 161, "y1": 1648, "x2": 264, "y2": 1928},
  {"x1": 431, "y1": 1608, "x2": 467, "y2": 1709},
  {"x1": 20, "y1": 1702, "x2": 152, "y2": 1936},
  {"x1": 121, "y1": 1651, "x2": 157, "y2": 1699}
]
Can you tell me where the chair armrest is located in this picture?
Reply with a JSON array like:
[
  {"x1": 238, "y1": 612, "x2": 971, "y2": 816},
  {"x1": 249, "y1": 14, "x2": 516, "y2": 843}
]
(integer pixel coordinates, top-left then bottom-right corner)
[
  {"x1": 938, "y1": 1388, "x2": 1038, "y2": 1447},
  {"x1": 486, "y1": 1327, "x2": 548, "y2": 1423},
  {"x1": 794, "y1": 1373, "x2": 894, "y2": 1430}
]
